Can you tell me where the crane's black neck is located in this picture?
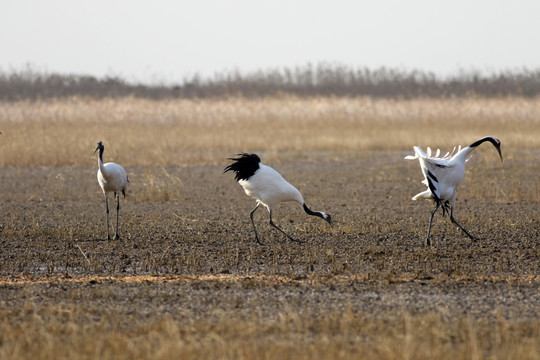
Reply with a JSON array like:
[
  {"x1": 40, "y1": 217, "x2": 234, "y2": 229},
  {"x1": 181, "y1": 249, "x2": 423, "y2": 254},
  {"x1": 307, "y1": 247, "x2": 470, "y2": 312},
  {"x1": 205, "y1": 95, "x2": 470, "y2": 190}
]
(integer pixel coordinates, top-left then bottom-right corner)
[
  {"x1": 469, "y1": 136, "x2": 498, "y2": 149},
  {"x1": 303, "y1": 203, "x2": 323, "y2": 219},
  {"x1": 98, "y1": 147, "x2": 104, "y2": 162}
]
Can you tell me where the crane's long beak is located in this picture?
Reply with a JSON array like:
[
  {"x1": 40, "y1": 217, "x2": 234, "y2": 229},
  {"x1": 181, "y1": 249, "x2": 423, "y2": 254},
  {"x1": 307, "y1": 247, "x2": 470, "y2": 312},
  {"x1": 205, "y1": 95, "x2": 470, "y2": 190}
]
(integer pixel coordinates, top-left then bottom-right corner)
[
  {"x1": 496, "y1": 144, "x2": 503, "y2": 162},
  {"x1": 93, "y1": 146, "x2": 99, "y2": 154}
]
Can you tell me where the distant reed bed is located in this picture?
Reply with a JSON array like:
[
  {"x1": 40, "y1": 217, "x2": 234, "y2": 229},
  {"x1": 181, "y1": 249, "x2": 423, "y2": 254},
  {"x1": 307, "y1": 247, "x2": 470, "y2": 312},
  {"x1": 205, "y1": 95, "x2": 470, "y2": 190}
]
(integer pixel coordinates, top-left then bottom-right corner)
[
  {"x1": 0, "y1": 96, "x2": 538, "y2": 169},
  {"x1": 2, "y1": 65, "x2": 540, "y2": 100}
]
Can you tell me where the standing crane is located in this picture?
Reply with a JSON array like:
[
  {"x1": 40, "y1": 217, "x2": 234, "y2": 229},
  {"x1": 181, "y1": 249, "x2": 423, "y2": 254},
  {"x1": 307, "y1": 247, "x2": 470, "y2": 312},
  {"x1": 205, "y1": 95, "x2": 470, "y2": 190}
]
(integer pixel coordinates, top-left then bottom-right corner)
[
  {"x1": 94, "y1": 141, "x2": 129, "y2": 240},
  {"x1": 224, "y1": 153, "x2": 332, "y2": 245},
  {"x1": 405, "y1": 136, "x2": 503, "y2": 246}
]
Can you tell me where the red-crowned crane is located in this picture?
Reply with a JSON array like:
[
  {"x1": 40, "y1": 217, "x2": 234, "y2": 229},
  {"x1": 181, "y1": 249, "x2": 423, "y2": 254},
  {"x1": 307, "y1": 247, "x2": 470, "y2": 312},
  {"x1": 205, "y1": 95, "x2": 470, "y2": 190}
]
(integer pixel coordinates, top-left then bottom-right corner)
[
  {"x1": 224, "y1": 153, "x2": 332, "y2": 245},
  {"x1": 94, "y1": 141, "x2": 129, "y2": 240},
  {"x1": 405, "y1": 136, "x2": 503, "y2": 246}
]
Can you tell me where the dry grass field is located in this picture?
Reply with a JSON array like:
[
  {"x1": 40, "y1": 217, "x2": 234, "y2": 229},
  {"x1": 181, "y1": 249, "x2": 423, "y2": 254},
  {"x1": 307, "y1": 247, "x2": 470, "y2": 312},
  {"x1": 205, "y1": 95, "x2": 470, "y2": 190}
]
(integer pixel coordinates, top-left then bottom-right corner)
[{"x1": 0, "y1": 96, "x2": 539, "y2": 359}]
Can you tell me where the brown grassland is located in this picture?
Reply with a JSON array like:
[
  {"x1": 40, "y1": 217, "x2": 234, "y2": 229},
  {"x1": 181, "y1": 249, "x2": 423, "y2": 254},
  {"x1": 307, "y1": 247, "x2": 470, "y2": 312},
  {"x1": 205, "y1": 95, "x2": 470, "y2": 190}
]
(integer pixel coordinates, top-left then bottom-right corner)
[{"x1": 0, "y1": 96, "x2": 539, "y2": 359}]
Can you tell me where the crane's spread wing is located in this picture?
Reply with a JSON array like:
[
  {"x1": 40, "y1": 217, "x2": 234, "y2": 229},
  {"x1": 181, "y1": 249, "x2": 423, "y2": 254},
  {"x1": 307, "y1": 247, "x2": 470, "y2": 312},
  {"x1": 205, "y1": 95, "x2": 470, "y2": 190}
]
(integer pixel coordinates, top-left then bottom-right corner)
[{"x1": 405, "y1": 146, "x2": 457, "y2": 201}]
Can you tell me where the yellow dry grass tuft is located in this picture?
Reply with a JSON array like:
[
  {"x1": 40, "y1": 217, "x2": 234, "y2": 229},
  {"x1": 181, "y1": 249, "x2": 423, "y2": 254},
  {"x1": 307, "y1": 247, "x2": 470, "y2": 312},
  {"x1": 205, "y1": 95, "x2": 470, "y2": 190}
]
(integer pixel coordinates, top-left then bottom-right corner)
[{"x1": 0, "y1": 275, "x2": 538, "y2": 360}]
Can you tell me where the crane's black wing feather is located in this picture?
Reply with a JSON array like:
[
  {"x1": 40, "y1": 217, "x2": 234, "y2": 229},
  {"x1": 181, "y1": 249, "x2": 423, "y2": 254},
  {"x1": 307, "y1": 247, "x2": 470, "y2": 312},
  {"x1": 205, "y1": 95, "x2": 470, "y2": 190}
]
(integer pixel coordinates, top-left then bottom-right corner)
[{"x1": 224, "y1": 153, "x2": 261, "y2": 181}]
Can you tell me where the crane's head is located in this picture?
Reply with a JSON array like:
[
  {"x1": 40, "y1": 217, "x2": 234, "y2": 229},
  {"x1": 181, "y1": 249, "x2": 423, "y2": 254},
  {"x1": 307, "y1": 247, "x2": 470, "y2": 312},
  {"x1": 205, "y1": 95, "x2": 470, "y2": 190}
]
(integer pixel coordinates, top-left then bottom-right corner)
[
  {"x1": 492, "y1": 137, "x2": 503, "y2": 162},
  {"x1": 322, "y1": 212, "x2": 332, "y2": 226},
  {"x1": 471, "y1": 136, "x2": 503, "y2": 162},
  {"x1": 94, "y1": 141, "x2": 104, "y2": 154}
]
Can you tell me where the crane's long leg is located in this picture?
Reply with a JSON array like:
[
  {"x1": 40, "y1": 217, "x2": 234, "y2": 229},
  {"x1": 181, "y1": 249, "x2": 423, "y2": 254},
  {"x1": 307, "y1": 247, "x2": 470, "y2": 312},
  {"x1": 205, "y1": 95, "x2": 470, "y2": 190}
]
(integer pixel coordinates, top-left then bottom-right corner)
[
  {"x1": 114, "y1": 192, "x2": 120, "y2": 240},
  {"x1": 249, "y1": 204, "x2": 263, "y2": 245},
  {"x1": 269, "y1": 210, "x2": 304, "y2": 244},
  {"x1": 425, "y1": 202, "x2": 441, "y2": 246},
  {"x1": 449, "y1": 206, "x2": 476, "y2": 241},
  {"x1": 104, "y1": 194, "x2": 110, "y2": 240}
]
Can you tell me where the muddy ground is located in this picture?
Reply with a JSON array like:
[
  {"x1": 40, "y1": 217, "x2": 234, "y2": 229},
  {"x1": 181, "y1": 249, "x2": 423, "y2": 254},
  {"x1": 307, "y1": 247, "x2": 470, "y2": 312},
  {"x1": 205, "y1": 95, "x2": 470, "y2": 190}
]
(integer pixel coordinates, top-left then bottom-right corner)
[{"x1": 0, "y1": 151, "x2": 538, "y2": 357}]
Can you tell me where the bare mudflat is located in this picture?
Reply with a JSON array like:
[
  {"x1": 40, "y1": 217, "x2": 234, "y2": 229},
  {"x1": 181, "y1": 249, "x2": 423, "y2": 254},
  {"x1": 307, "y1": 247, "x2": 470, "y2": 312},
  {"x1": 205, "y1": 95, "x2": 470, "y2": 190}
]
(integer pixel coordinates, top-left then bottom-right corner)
[
  {"x1": 0, "y1": 97, "x2": 539, "y2": 359},
  {"x1": 1, "y1": 153, "x2": 539, "y2": 359}
]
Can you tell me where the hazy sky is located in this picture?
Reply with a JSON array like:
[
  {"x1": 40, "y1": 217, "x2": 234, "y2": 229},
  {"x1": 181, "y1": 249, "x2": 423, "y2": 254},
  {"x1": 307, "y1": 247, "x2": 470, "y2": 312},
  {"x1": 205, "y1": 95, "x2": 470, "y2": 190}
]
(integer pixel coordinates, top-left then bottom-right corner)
[{"x1": 2, "y1": 0, "x2": 539, "y2": 84}]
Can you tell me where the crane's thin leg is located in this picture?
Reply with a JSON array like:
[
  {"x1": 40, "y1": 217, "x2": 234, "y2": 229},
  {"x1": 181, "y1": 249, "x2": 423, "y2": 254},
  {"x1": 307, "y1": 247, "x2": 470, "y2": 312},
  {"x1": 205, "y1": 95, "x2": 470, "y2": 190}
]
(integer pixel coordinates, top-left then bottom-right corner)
[
  {"x1": 450, "y1": 207, "x2": 476, "y2": 241},
  {"x1": 249, "y1": 204, "x2": 263, "y2": 245},
  {"x1": 425, "y1": 202, "x2": 440, "y2": 246},
  {"x1": 269, "y1": 210, "x2": 304, "y2": 244},
  {"x1": 114, "y1": 192, "x2": 120, "y2": 240},
  {"x1": 104, "y1": 194, "x2": 110, "y2": 240}
]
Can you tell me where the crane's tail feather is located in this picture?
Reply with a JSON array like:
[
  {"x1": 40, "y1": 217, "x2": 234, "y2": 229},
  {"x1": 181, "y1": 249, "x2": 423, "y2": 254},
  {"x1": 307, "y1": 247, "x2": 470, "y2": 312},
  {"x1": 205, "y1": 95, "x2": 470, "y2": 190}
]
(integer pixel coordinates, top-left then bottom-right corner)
[
  {"x1": 224, "y1": 153, "x2": 261, "y2": 181},
  {"x1": 412, "y1": 189, "x2": 433, "y2": 201}
]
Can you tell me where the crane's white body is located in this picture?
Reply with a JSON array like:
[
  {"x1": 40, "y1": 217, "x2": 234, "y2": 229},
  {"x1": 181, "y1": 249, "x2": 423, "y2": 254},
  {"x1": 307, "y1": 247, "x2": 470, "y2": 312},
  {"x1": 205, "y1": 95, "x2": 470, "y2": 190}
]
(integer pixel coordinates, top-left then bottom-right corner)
[
  {"x1": 406, "y1": 145, "x2": 472, "y2": 206},
  {"x1": 95, "y1": 141, "x2": 128, "y2": 240},
  {"x1": 97, "y1": 161, "x2": 128, "y2": 196},
  {"x1": 405, "y1": 136, "x2": 502, "y2": 245},
  {"x1": 225, "y1": 153, "x2": 331, "y2": 244},
  {"x1": 239, "y1": 163, "x2": 304, "y2": 211}
]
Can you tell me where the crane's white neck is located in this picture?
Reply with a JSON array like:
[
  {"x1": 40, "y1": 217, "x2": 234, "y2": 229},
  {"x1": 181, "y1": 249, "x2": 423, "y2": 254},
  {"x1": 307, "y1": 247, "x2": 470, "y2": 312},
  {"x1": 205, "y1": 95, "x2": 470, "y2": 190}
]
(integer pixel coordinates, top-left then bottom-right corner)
[
  {"x1": 293, "y1": 190, "x2": 304, "y2": 206},
  {"x1": 453, "y1": 145, "x2": 475, "y2": 162}
]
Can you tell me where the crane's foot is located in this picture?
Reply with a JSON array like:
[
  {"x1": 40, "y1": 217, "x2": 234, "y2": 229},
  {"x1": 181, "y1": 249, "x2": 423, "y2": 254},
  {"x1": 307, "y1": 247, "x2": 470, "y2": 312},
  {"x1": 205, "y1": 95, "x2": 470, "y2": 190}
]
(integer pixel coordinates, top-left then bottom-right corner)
[
  {"x1": 287, "y1": 236, "x2": 305, "y2": 244},
  {"x1": 114, "y1": 233, "x2": 120, "y2": 240}
]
